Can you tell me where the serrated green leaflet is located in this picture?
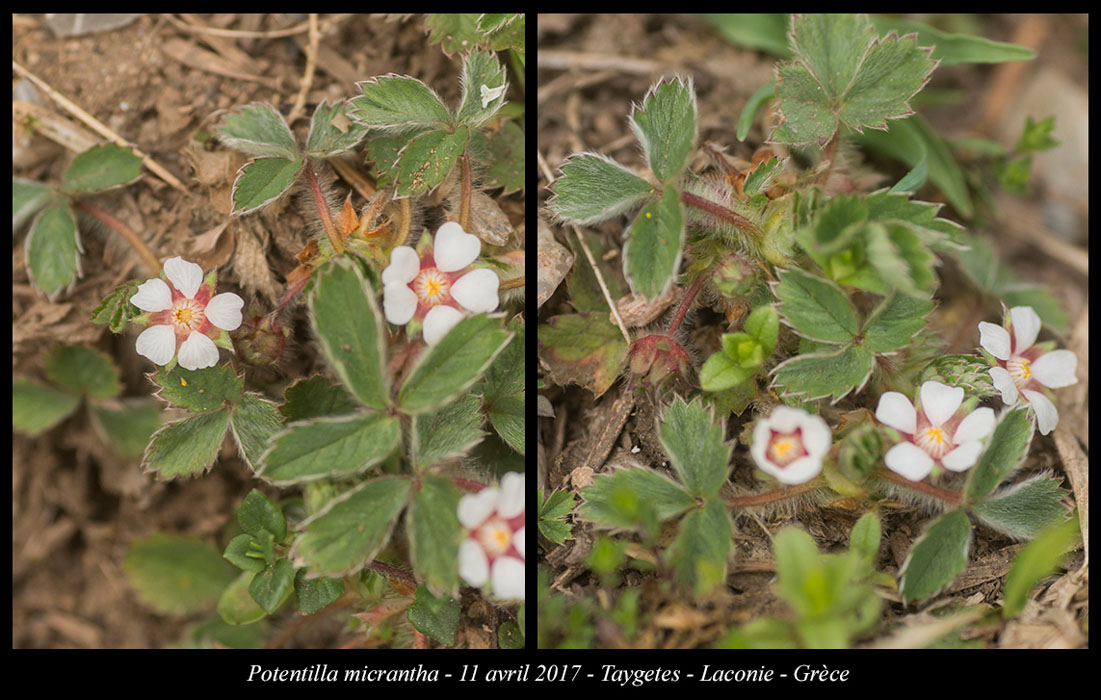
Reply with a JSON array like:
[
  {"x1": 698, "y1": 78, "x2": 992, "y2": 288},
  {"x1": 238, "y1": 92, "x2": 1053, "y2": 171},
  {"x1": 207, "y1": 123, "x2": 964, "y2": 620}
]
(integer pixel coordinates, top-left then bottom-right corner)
[
  {"x1": 871, "y1": 17, "x2": 1035, "y2": 67},
  {"x1": 125, "y1": 534, "x2": 234, "y2": 615},
  {"x1": 305, "y1": 100, "x2": 368, "y2": 158},
  {"x1": 223, "y1": 533, "x2": 265, "y2": 573},
  {"x1": 349, "y1": 74, "x2": 452, "y2": 134},
  {"x1": 744, "y1": 157, "x2": 781, "y2": 196},
  {"x1": 407, "y1": 583, "x2": 460, "y2": 646},
  {"x1": 480, "y1": 319, "x2": 524, "y2": 400},
  {"x1": 309, "y1": 259, "x2": 389, "y2": 410},
  {"x1": 90, "y1": 280, "x2": 140, "y2": 333},
  {"x1": 294, "y1": 570, "x2": 345, "y2": 615},
  {"x1": 772, "y1": 343, "x2": 874, "y2": 402},
  {"x1": 218, "y1": 571, "x2": 267, "y2": 625},
  {"x1": 61, "y1": 143, "x2": 142, "y2": 193},
  {"x1": 659, "y1": 398, "x2": 732, "y2": 499},
  {"x1": 237, "y1": 489, "x2": 286, "y2": 541},
  {"x1": 398, "y1": 314, "x2": 512, "y2": 415},
  {"x1": 412, "y1": 394, "x2": 486, "y2": 469},
  {"x1": 13, "y1": 178, "x2": 53, "y2": 231},
  {"x1": 249, "y1": 559, "x2": 295, "y2": 614},
  {"x1": 44, "y1": 345, "x2": 121, "y2": 399},
  {"x1": 771, "y1": 14, "x2": 937, "y2": 146},
  {"x1": 151, "y1": 365, "x2": 243, "y2": 412},
  {"x1": 26, "y1": 200, "x2": 80, "y2": 297},
  {"x1": 862, "y1": 291, "x2": 933, "y2": 353},
  {"x1": 279, "y1": 375, "x2": 359, "y2": 422},
  {"x1": 218, "y1": 103, "x2": 298, "y2": 159},
  {"x1": 455, "y1": 49, "x2": 508, "y2": 128},
  {"x1": 773, "y1": 267, "x2": 859, "y2": 344},
  {"x1": 231, "y1": 156, "x2": 304, "y2": 215},
  {"x1": 866, "y1": 222, "x2": 937, "y2": 298},
  {"x1": 485, "y1": 120, "x2": 524, "y2": 194},
  {"x1": 625, "y1": 185, "x2": 684, "y2": 302},
  {"x1": 849, "y1": 512, "x2": 881, "y2": 565},
  {"x1": 668, "y1": 499, "x2": 731, "y2": 596},
  {"x1": 629, "y1": 77, "x2": 698, "y2": 184},
  {"x1": 700, "y1": 351, "x2": 754, "y2": 392},
  {"x1": 294, "y1": 477, "x2": 411, "y2": 576},
  {"x1": 260, "y1": 412, "x2": 400, "y2": 485},
  {"x1": 143, "y1": 408, "x2": 230, "y2": 479},
  {"x1": 394, "y1": 127, "x2": 469, "y2": 197},
  {"x1": 548, "y1": 153, "x2": 654, "y2": 225},
  {"x1": 366, "y1": 132, "x2": 416, "y2": 187},
  {"x1": 12, "y1": 377, "x2": 80, "y2": 435},
  {"x1": 579, "y1": 468, "x2": 696, "y2": 530},
  {"x1": 963, "y1": 407, "x2": 1033, "y2": 502},
  {"x1": 487, "y1": 395, "x2": 524, "y2": 455},
  {"x1": 229, "y1": 393, "x2": 283, "y2": 472},
  {"x1": 88, "y1": 400, "x2": 162, "y2": 458},
  {"x1": 970, "y1": 474, "x2": 1068, "y2": 541},
  {"x1": 1002, "y1": 517, "x2": 1079, "y2": 620},
  {"x1": 745, "y1": 305, "x2": 780, "y2": 355},
  {"x1": 899, "y1": 508, "x2": 972, "y2": 602},
  {"x1": 539, "y1": 490, "x2": 576, "y2": 544},
  {"x1": 407, "y1": 474, "x2": 462, "y2": 594}
]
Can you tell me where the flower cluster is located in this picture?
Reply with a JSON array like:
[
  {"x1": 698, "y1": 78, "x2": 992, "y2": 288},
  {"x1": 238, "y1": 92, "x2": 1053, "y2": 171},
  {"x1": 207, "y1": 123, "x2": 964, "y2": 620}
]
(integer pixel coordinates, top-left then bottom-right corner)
[
  {"x1": 457, "y1": 472, "x2": 525, "y2": 601},
  {"x1": 876, "y1": 381, "x2": 995, "y2": 481},
  {"x1": 978, "y1": 306, "x2": 1077, "y2": 435},
  {"x1": 382, "y1": 222, "x2": 499, "y2": 346},
  {"x1": 130, "y1": 257, "x2": 243, "y2": 371}
]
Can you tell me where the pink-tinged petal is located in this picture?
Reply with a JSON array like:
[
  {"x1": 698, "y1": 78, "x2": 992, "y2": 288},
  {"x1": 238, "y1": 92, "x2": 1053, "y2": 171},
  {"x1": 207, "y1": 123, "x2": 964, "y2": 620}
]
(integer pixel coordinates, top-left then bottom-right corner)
[
  {"x1": 876, "y1": 391, "x2": 917, "y2": 434},
  {"x1": 920, "y1": 381, "x2": 963, "y2": 427},
  {"x1": 497, "y1": 472, "x2": 525, "y2": 519},
  {"x1": 800, "y1": 413, "x2": 832, "y2": 456},
  {"x1": 490, "y1": 556, "x2": 525, "y2": 600},
  {"x1": 434, "y1": 221, "x2": 481, "y2": 272},
  {"x1": 953, "y1": 406, "x2": 995, "y2": 444},
  {"x1": 205, "y1": 292, "x2": 244, "y2": 331},
  {"x1": 383, "y1": 283, "x2": 417, "y2": 325},
  {"x1": 989, "y1": 367, "x2": 1019, "y2": 405},
  {"x1": 458, "y1": 539, "x2": 489, "y2": 587},
  {"x1": 885, "y1": 442, "x2": 935, "y2": 481},
  {"x1": 381, "y1": 246, "x2": 419, "y2": 286},
  {"x1": 1009, "y1": 306, "x2": 1042, "y2": 353},
  {"x1": 767, "y1": 406, "x2": 806, "y2": 433},
  {"x1": 135, "y1": 324, "x2": 177, "y2": 365},
  {"x1": 450, "y1": 268, "x2": 500, "y2": 313},
  {"x1": 773, "y1": 454, "x2": 823, "y2": 485},
  {"x1": 1030, "y1": 350, "x2": 1078, "y2": 389},
  {"x1": 177, "y1": 331, "x2": 220, "y2": 370},
  {"x1": 130, "y1": 277, "x2": 174, "y2": 312},
  {"x1": 163, "y1": 257, "x2": 204, "y2": 298},
  {"x1": 941, "y1": 441, "x2": 984, "y2": 472},
  {"x1": 750, "y1": 419, "x2": 772, "y2": 468},
  {"x1": 977, "y1": 321, "x2": 1011, "y2": 360},
  {"x1": 422, "y1": 305, "x2": 464, "y2": 346},
  {"x1": 513, "y1": 527, "x2": 525, "y2": 559},
  {"x1": 1022, "y1": 389, "x2": 1058, "y2": 435},
  {"x1": 457, "y1": 487, "x2": 500, "y2": 529}
]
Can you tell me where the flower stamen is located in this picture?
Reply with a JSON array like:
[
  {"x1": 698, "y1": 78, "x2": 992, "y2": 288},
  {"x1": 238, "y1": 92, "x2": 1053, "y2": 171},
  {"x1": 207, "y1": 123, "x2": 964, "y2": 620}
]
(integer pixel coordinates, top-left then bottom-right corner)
[{"x1": 413, "y1": 268, "x2": 451, "y2": 307}]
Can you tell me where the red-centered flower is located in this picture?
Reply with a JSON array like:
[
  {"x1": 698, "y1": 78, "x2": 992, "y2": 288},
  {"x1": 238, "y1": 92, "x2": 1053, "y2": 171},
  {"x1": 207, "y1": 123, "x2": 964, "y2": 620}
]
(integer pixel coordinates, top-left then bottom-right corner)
[{"x1": 750, "y1": 406, "x2": 831, "y2": 485}]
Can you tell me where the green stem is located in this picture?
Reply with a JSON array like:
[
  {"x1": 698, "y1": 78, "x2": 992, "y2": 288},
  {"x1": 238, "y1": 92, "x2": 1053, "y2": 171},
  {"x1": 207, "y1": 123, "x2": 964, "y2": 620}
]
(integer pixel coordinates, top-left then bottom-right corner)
[{"x1": 304, "y1": 160, "x2": 344, "y2": 255}]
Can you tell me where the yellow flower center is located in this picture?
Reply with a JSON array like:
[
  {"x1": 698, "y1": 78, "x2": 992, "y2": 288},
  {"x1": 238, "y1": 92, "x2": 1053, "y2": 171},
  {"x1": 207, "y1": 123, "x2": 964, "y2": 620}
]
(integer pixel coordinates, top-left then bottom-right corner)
[
  {"x1": 171, "y1": 299, "x2": 205, "y2": 333},
  {"x1": 916, "y1": 426, "x2": 951, "y2": 459},
  {"x1": 477, "y1": 516, "x2": 512, "y2": 557},
  {"x1": 413, "y1": 268, "x2": 451, "y2": 307},
  {"x1": 767, "y1": 430, "x2": 807, "y2": 468},
  {"x1": 1007, "y1": 356, "x2": 1033, "y2": 387}
]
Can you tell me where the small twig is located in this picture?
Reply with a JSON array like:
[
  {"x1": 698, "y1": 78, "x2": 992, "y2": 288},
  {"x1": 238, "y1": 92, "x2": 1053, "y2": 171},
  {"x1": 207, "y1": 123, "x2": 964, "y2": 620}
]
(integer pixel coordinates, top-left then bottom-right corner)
[
  {"x1": 537, "y1": 49, "x2": 665, "y2": 75},
  {"x1": 285, "y1": 14, "x2": 320, "y2": 126},
  {"x1": 538, "y1": 149, "x2": 631, "y2": 345},
  {"x1": 167, "y1": 14, "x2": 324, "y2": 39},
  {"x1": 458, "y1": 151, "x2": 473, "y2": 231},
  {"x1": 12, "y1": 59, "x2": 188, "y2": 194},
  {"x1": 71, "y1": 200, "x2": 161, "y2": 275},
  {"x1": 365, "y1": 560, "x2": 417, "y2": 588}
]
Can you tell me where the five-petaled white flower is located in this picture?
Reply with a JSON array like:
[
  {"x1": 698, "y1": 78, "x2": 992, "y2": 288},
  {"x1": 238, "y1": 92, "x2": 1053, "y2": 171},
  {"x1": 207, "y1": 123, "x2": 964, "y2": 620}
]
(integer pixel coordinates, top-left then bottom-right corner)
[
  {"x1": 457, "y1": 472, "x2": 525, "y2": 601},
  {"x1": 751, "y1": 406, "x2": 832, "y2": 485},
  {"x1": 876, "y1": 381, "x2": 995, "y2": 481},
  {"x1": 130, "y1": 257, "x2": 244, "y2": 371},
  {"x1": 978, "y1": 306, "x2": 1077, "y2": 435},
  {"x1": 382, "y1": 222, "x2": 499, "y2": 346}
]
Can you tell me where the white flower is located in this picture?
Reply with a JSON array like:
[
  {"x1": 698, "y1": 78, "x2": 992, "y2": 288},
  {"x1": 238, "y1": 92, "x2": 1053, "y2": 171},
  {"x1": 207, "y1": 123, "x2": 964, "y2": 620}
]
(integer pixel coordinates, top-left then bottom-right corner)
[
  {"x1": 750, "y1": 406, "x2": 831, "y2": 485},
  {"x1": 130, "y1": 257, "x2": 243, "y2": 370},
  {"x1": 457, "y1": 472, "x2": 525, "y2": 601},
  {"x1": 978, "y1": 306, "x2": 1077, "y2": 435},
  {"x1": 876, "y1": 381, "x2": 996, "y2": 481},
  {"x1": 382, "y1": 222, "x2": 499, "y2": 346}
]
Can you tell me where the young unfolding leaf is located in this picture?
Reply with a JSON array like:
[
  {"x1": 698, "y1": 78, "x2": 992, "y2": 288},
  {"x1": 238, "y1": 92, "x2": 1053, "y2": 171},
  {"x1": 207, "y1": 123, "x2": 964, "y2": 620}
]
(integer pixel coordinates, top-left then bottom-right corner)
[
  {"x1": 659, "y1": 398, "x2": 732, "y2": 499},
  {"x1": 547, "y1": 153, "x2": 654, "y2": 226},
  {"x1": 899, "y1": 508, "x2": 972, "y2": 603},
  {"x1": 237, "y1": 489, "x2": 287, "y2": 542},
  {"x1": 249, "y1": 559, "x2": 296, "y2": 614},
  {"x1": 26, "y1": 200, "x2": 81, "y2": 297},
  {"x1": 628, "y1": 76, "x2": 698, "y2": 184},
  {"x1": 349, "y1": 74, "x2": 452, "y2": 134},
  {"x1": 293, "y1": 477, "x2": 411, "y2": 576},
  {"x1": 667, "y1": 499, "x2": 731, "y2": 596},
  {"x1": 90, "y1": 280, "x2": 140, "y2": 333},
  {"x1": 624, "y1": 185, "x2": 684, "y2": 302},
  {"x1": 143, "y1": 408, "x2": 230, "y2": 479},
  {"x1": 770, "y1": 14, "x2": 937, "y2": 146},
  {"x1": 231, "y1": 156, "x2": 305, "y2": 215},
  {"x1": 218, "y1": 103, "x2": 298, "y2": 160},
  {"x1": 455, "y1": 49, "x2": 508, "y2": 128},
  {"x1": 743, "y1": 157, "x2": 782, "y2": 196},
  {"x1": 538, "y1": 489, "x2": 576, "y2": 544},
  {"x1": 305, "y1": 100, "x2": 369, "y2": 158},
  {"x1": 259, "y1": 412, "x2": 401, "y2": 485},
  {"x1": 61, "y1": 143, "x2": 143, "y2": 194}
]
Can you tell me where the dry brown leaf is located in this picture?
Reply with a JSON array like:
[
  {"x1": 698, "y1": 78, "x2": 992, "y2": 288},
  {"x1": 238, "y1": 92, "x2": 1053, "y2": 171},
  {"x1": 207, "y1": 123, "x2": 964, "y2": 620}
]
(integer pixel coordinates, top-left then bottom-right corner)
[{"x1": 537, "y1": 218, "x2": 573, "y2": 308}]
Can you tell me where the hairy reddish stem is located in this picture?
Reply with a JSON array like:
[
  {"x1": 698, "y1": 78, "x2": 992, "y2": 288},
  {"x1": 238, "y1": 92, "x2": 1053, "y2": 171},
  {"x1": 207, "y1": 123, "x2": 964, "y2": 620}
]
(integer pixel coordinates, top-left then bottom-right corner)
[
  {"x1": 723, "y1": 480, "x2": 822, "y2": 509},
  {"x1": 365, "y1": 560, "x2": 417, "y2": 587},
  {"x1": 877, "y1": 468, "x2": 963, "y2": 506},
  {"x1": 667, "y1": 271, "x2": 707, "y2": 335},
  {"x1": 72, "y1": 200, "x2": 161, "y2": 275},
  {"x1": 680, "y1": 190, "x2": 762, "y2": 239},
  {"x1": 304, "y1": 160, "x2": 344, "y2": 255},
  {"x1": 453, "y1": 477, "x2": 488, "y2": 493}
]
